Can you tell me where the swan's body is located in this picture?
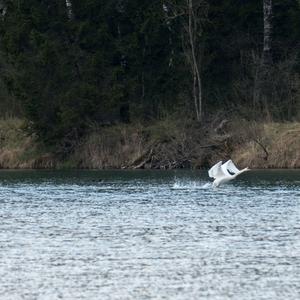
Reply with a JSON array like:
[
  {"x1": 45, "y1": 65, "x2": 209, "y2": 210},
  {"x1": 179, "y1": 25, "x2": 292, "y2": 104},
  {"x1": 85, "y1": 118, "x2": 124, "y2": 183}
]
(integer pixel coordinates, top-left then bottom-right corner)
[{"x1": 208, "y1": 160, "x2": 249, "y2": 187}]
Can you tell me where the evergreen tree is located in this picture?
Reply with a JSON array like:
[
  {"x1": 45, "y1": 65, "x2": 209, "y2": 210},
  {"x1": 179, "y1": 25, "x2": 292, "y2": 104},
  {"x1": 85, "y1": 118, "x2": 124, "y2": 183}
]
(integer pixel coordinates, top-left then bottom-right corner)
[{"x1": 0, "y1": 0, "x2": 299, "y2": 149}]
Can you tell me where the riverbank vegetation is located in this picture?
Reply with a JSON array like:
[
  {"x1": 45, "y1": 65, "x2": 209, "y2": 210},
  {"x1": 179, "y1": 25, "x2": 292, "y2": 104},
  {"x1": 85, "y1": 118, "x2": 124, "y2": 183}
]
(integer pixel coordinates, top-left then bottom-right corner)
[
  {"x1": 0, "y1": 117, "x2": 299, "y2": 169},
  {"x1": 0, "y1": 1, "x2": 299, "y2": 169}
]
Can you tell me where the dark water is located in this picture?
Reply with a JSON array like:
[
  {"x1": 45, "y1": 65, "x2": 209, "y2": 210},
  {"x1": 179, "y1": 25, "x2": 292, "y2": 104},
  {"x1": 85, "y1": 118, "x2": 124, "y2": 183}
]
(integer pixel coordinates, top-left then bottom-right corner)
[{"x1": 0, "y1": 170, "x2": 299, "y2": 300}]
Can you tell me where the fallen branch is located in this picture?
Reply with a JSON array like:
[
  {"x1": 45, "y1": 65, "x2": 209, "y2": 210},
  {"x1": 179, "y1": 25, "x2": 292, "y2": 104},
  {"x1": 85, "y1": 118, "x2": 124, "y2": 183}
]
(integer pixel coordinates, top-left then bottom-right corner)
[
  {"x1": 132, "y1": 148, "x2": 154, "y2": 169},
  {"x1": 253, "y1": 138, "x2": 269, "y2": 160}
]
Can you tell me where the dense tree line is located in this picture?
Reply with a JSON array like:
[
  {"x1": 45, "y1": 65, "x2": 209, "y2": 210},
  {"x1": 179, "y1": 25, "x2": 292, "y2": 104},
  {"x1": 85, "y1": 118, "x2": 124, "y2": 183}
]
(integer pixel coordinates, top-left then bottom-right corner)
[{"x1": 0, "y1": 0, "x2": 299, "y2": 148}]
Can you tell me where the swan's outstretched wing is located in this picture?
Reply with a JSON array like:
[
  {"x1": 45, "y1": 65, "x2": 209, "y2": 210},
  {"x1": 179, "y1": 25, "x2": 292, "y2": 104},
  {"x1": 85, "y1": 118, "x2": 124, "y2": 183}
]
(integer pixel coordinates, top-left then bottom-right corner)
[
  {"x1": 221, "y1": 160, "x2": 240, "y2": 176},
  {"x1": 208, "y1": 161, "x2": 225, "y2": 179},
  {"x1": 227, "y1": 160, "x2": 240, "y2": 173}
]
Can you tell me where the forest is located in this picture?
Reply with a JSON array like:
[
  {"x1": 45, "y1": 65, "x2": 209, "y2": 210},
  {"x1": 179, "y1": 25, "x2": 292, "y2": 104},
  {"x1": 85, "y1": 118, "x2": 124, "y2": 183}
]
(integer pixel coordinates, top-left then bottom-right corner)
[{"x1": 0, "y1": 0, "x2": 299, "y2": 169}]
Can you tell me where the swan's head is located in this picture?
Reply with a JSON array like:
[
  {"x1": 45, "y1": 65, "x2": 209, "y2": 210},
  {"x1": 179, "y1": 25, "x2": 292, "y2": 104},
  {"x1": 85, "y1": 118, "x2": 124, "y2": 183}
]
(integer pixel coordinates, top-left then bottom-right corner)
[{"x1": 241, "y1": 167, "x2": 250, "y2": 173}]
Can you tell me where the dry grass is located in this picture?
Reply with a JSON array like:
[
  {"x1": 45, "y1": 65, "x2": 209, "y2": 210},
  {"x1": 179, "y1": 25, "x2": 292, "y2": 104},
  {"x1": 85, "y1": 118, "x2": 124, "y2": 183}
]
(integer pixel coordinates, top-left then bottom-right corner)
[
  {"x1": 232, "y1": 122, "x2": 300, "y2": 168},
  {"x1": 72, "y1": 124, "x2": 146, "y2": 169},
  {"x1": 71, "y1": 119, "x2": 207, "y2": 169},
  {"x1": 0, "y1": 118, "x2": 58, "y2": 169},
  {"x1": 0, "y1": 118, "x2": 29, "y2": 168},
  {"x1": 0, "y1": 118, "x2": 299, "y2": 169},
  {"x1": 70, "y1": 119, "x2": 300, "y2": 170}
]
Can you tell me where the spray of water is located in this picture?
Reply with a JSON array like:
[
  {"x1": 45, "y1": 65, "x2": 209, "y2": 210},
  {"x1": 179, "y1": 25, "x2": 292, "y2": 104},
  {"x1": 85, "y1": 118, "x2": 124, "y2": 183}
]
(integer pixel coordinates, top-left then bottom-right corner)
[{"x1": 172, "y1": 180, "x2": 211, "y2": 190}]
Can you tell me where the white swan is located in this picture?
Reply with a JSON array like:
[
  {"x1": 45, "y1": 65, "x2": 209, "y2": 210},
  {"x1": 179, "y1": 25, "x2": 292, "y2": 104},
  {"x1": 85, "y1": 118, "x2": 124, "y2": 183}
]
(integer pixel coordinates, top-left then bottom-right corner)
[{"x1": 208, "y1": 160, "x2": 249, "y2": 187}]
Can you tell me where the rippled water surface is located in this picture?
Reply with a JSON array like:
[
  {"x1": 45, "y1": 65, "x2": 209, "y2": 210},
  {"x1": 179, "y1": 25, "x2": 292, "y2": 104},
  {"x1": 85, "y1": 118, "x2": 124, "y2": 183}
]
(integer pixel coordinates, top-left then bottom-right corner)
[{"x1": 0, "y1": 170, "x2": 300, "y2": 300}]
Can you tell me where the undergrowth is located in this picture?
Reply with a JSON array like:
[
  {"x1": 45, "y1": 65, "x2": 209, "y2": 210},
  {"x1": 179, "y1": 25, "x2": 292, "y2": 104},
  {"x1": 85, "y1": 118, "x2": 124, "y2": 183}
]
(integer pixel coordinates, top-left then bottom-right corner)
[{"x1": 0, "y1": 117, "x2": 299, "y2": 169}]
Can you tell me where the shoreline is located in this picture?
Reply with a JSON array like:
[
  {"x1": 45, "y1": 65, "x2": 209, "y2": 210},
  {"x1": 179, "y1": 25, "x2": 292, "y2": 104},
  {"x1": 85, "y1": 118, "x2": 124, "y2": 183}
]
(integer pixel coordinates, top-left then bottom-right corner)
[{"x1": 0, "y1": 118, "x2": 299, "y2": 170}]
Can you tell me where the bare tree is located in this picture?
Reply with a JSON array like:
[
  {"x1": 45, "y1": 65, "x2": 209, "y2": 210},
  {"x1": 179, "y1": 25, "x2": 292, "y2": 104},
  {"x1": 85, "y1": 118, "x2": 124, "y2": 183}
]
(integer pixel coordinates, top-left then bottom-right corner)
[{"x1": 166, "y1": 0, "x2": 208, "y2": 122}]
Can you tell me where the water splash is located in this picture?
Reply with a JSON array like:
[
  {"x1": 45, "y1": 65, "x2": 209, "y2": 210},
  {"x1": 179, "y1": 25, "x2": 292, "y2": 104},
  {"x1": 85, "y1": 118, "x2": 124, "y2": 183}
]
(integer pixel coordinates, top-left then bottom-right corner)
[{"x1": 172, "y1": 180, "x2": 212, "y2": 190}]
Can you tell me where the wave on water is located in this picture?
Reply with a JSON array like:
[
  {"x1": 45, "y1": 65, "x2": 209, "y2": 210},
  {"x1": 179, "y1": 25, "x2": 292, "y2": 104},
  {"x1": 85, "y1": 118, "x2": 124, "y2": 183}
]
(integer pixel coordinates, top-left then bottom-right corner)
[{"x1": 172, "y1": 180, "x2": 211, "y2": 190}]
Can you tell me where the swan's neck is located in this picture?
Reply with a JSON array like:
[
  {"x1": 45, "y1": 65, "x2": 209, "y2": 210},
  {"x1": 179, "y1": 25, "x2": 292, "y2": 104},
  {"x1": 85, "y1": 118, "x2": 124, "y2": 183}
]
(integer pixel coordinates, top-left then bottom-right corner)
[{"x1": 234, "y1": 167, "x2": 249, "y2": 178}]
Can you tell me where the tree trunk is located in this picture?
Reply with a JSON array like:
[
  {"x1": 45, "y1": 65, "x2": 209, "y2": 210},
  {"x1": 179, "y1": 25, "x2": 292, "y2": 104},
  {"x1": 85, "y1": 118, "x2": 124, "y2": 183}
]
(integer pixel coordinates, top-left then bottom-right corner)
[
  {"x1": 65, "y1": 0, "x2": 73, "y2": 20},
  {"x1": 163, "y1": 0, "x2": 207, "y2": 121},
  {"x1": 263, "y1": 0, "x2": 272, "y2": 65},
  {"x1": 0, "y1": 0, "x2": 6, "y2": 16},
  {"x1": 253, "y1": 0, "x2": 273, "y2": 112},
  {"x1": 187, "y1": 0, "x2": 203, "y2": 121}
]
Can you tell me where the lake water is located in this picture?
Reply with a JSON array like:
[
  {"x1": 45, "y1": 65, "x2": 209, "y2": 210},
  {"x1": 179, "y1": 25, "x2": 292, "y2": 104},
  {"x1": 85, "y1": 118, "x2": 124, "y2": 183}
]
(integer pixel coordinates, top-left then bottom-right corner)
[{"x1": 0, "y1": 170, "x2": 299, "y2": 300}]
